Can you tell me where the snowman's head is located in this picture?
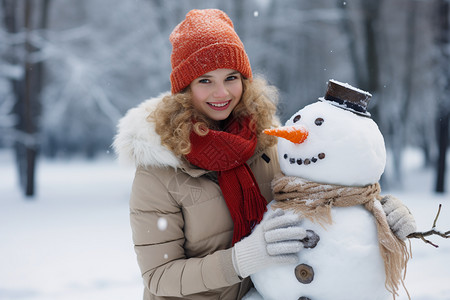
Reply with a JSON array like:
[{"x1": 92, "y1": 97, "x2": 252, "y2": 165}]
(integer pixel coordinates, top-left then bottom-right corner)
[{"x1": 266, "y1": 101, "x2": 386, "y2": 186}]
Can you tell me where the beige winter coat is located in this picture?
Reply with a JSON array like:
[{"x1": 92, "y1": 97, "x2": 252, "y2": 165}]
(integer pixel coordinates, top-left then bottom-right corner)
[{"x1": 113, "y1": 95, "x2": 280, "y2": 300}]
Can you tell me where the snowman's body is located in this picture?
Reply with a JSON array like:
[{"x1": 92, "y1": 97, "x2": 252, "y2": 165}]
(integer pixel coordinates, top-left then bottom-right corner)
[
  {"x1": 244, "y1": 83, "x2": 393, "y2": 300},
  {"x1": 248, "y1": 205, "x2": 390, "y2": 300}
]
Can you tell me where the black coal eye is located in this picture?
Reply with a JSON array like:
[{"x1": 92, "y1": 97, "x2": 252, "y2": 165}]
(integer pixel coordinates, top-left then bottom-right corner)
[
  {"x1": 315, "y1": 118, "x2": 324, "y2": 126},
  {"x1": 293, "y1": 115, "x2": 301, "y2": 123}
]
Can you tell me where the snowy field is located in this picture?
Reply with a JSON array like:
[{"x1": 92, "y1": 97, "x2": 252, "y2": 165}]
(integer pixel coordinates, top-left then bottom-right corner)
[{"x1": 1, "y1": 148, "x2": 449, "y2": 300}]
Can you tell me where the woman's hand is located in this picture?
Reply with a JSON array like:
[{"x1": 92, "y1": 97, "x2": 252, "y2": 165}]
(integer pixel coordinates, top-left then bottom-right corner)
[
  {"x1": 381, "y1": 195, "x2": 417, "y2": 240},
  {"x1": 232, "y1": 206, "x2": 306, "y2": 278}
]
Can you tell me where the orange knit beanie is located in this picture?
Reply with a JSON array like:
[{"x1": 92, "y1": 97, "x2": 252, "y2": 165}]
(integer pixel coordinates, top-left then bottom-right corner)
[{"x1": 169, "y1": 9, "x2": 252, "y2": 94}]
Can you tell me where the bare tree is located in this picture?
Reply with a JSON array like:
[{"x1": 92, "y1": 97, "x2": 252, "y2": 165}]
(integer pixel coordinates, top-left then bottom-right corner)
[
  {"x1": 385, "y1": 0, "x2": 419, "y2": 187},
  {"x1": 435, "y1": 0, "x2": 449, "y2": 193},
  {"x1": 1, "y1": 0, "x2": 51, "y2": 197}
]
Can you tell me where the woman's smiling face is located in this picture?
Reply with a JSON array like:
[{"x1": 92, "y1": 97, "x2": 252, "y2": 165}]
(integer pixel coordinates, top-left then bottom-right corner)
[{"x1": 189, "y1": 68, "x2": 243, "y2": 121}]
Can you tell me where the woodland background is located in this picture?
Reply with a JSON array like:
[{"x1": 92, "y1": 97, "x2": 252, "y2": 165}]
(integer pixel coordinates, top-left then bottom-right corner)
[{"x1": 0, "y1": 0, "x2": 449, "y2": 197}]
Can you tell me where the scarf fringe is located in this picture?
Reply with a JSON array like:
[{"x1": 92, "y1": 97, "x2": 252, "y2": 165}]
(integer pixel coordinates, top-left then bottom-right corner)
[
  {"x1": 243, "y1": 186, "x2": 267, "y2": 222},
  {"x1": 369, "y1": 198, "x2": 410, "y2": 299},
  {"x1": 231, "y1": 215, "x2": 248, "y2": 245}
]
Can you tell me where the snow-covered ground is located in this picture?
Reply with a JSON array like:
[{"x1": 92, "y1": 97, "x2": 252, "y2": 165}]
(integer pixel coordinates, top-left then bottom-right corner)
[
  {"x1": 0, "y1": 150, "x2": 142, "y2": 300},
  {"x1": 0, "y1": 148, "x2": 449, "y2": 300}
]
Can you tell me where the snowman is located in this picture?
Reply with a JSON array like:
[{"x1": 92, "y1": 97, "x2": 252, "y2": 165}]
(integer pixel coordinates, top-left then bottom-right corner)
[{"x1": 243, "y1": 80, "x2": 414, "y2": 300}]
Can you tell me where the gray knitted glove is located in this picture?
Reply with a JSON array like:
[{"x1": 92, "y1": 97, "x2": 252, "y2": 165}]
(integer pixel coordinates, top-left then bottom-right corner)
[
  {"x1": 381, "y1": 195, "x2": 417, "y2": 240},
  {"x1": 232, "y1": 206, "x2": 306, "y2": 278}
]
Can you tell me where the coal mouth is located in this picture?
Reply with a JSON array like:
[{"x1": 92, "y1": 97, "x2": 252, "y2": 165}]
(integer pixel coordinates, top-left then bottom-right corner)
[{"x1": 283, "y1": 152, "x2": 326, "y2": 165}]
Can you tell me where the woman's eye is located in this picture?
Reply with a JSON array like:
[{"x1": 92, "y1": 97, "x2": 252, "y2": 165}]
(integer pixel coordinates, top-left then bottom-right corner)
[
  {"x1": 315, "y1": 118, "x2": 324, "y2": 126},
  {"x1": 226, "y1": 75, "x2": 238, "y2": 81},
  {"x1": 198, "y1": 79, "x2": 210, "y2": 84},
  {"x1": 293, "y1": 115, "x2": 301, "y2": 123}
]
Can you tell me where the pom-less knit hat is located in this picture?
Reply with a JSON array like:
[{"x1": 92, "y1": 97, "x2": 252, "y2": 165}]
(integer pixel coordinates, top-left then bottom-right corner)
[{"x1": 169, "y1": 9, "x2": 252, "y2": 94}]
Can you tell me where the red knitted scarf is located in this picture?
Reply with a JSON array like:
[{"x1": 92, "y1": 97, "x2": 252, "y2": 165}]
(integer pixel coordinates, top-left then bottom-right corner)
[{"x1": 185, "y1": 117, "x2": 267, "y2": 245}]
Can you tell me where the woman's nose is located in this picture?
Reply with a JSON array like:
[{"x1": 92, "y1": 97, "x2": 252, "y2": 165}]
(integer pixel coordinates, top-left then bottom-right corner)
[{"x1": 213, "y1": 83, "x2": 229, "y2": 98}]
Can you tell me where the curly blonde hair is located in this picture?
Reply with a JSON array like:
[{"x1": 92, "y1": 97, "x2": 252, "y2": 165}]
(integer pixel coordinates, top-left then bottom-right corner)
[{"x1": 150, "y1": 76, "x2": 280, "y2": 156}]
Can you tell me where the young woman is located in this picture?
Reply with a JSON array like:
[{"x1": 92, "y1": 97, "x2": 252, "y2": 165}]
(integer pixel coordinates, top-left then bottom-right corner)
[{"x1": 113, "y1": 9, "x2": 305, "y2": 300}]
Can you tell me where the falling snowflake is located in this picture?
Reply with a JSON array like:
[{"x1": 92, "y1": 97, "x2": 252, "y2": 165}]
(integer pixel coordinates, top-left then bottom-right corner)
[{"x1": 157, "y1": 217, "x2": 168, "y2": 231}]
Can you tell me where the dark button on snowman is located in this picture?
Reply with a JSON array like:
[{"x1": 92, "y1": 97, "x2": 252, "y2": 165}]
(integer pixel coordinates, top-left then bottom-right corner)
[{"x1": 243, "y1": 80, "x2": 409, "y2": 300}]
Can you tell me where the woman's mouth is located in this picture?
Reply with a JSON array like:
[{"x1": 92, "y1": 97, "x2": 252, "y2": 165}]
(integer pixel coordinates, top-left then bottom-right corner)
[{"x1": 207, "y1": 100, "x2": 231, "y2": 111}]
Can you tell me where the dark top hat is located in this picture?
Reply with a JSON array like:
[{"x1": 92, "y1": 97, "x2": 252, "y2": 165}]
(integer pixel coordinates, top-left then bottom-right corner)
[{"x1": 319, "y1": 79, "x2": 372, "y2": 117}]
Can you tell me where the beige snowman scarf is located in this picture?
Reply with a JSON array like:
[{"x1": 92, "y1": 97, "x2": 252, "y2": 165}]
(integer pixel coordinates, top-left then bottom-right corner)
[{"x1": 271, "y1": 173, "x2": 410, "y2": 298}]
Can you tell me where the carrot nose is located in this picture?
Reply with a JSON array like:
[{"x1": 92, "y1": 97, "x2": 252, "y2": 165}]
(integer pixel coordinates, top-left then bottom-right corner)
[{"x1": 263, "y1": 125, "x2": 309, "y2": 144}]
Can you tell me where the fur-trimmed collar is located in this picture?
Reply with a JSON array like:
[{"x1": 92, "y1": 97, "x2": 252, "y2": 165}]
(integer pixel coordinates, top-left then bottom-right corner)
[{"x1": 112, "y1": 93, "x2": 182, "y2": 168}]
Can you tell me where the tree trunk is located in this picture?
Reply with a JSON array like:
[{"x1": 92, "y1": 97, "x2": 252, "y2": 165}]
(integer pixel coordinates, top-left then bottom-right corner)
[
  {"x1": 435, "y1": 0, "x2": 449, "y2": 193},
  {"x1": 436, "y1": 114, "x2": 449, "y2": 193},
  {"x1": 391, "y1": 0, "x2": 418, "y2": 188},
  {"x1": 1, "y1": 0, "x2": 51, "y2": 197}
]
